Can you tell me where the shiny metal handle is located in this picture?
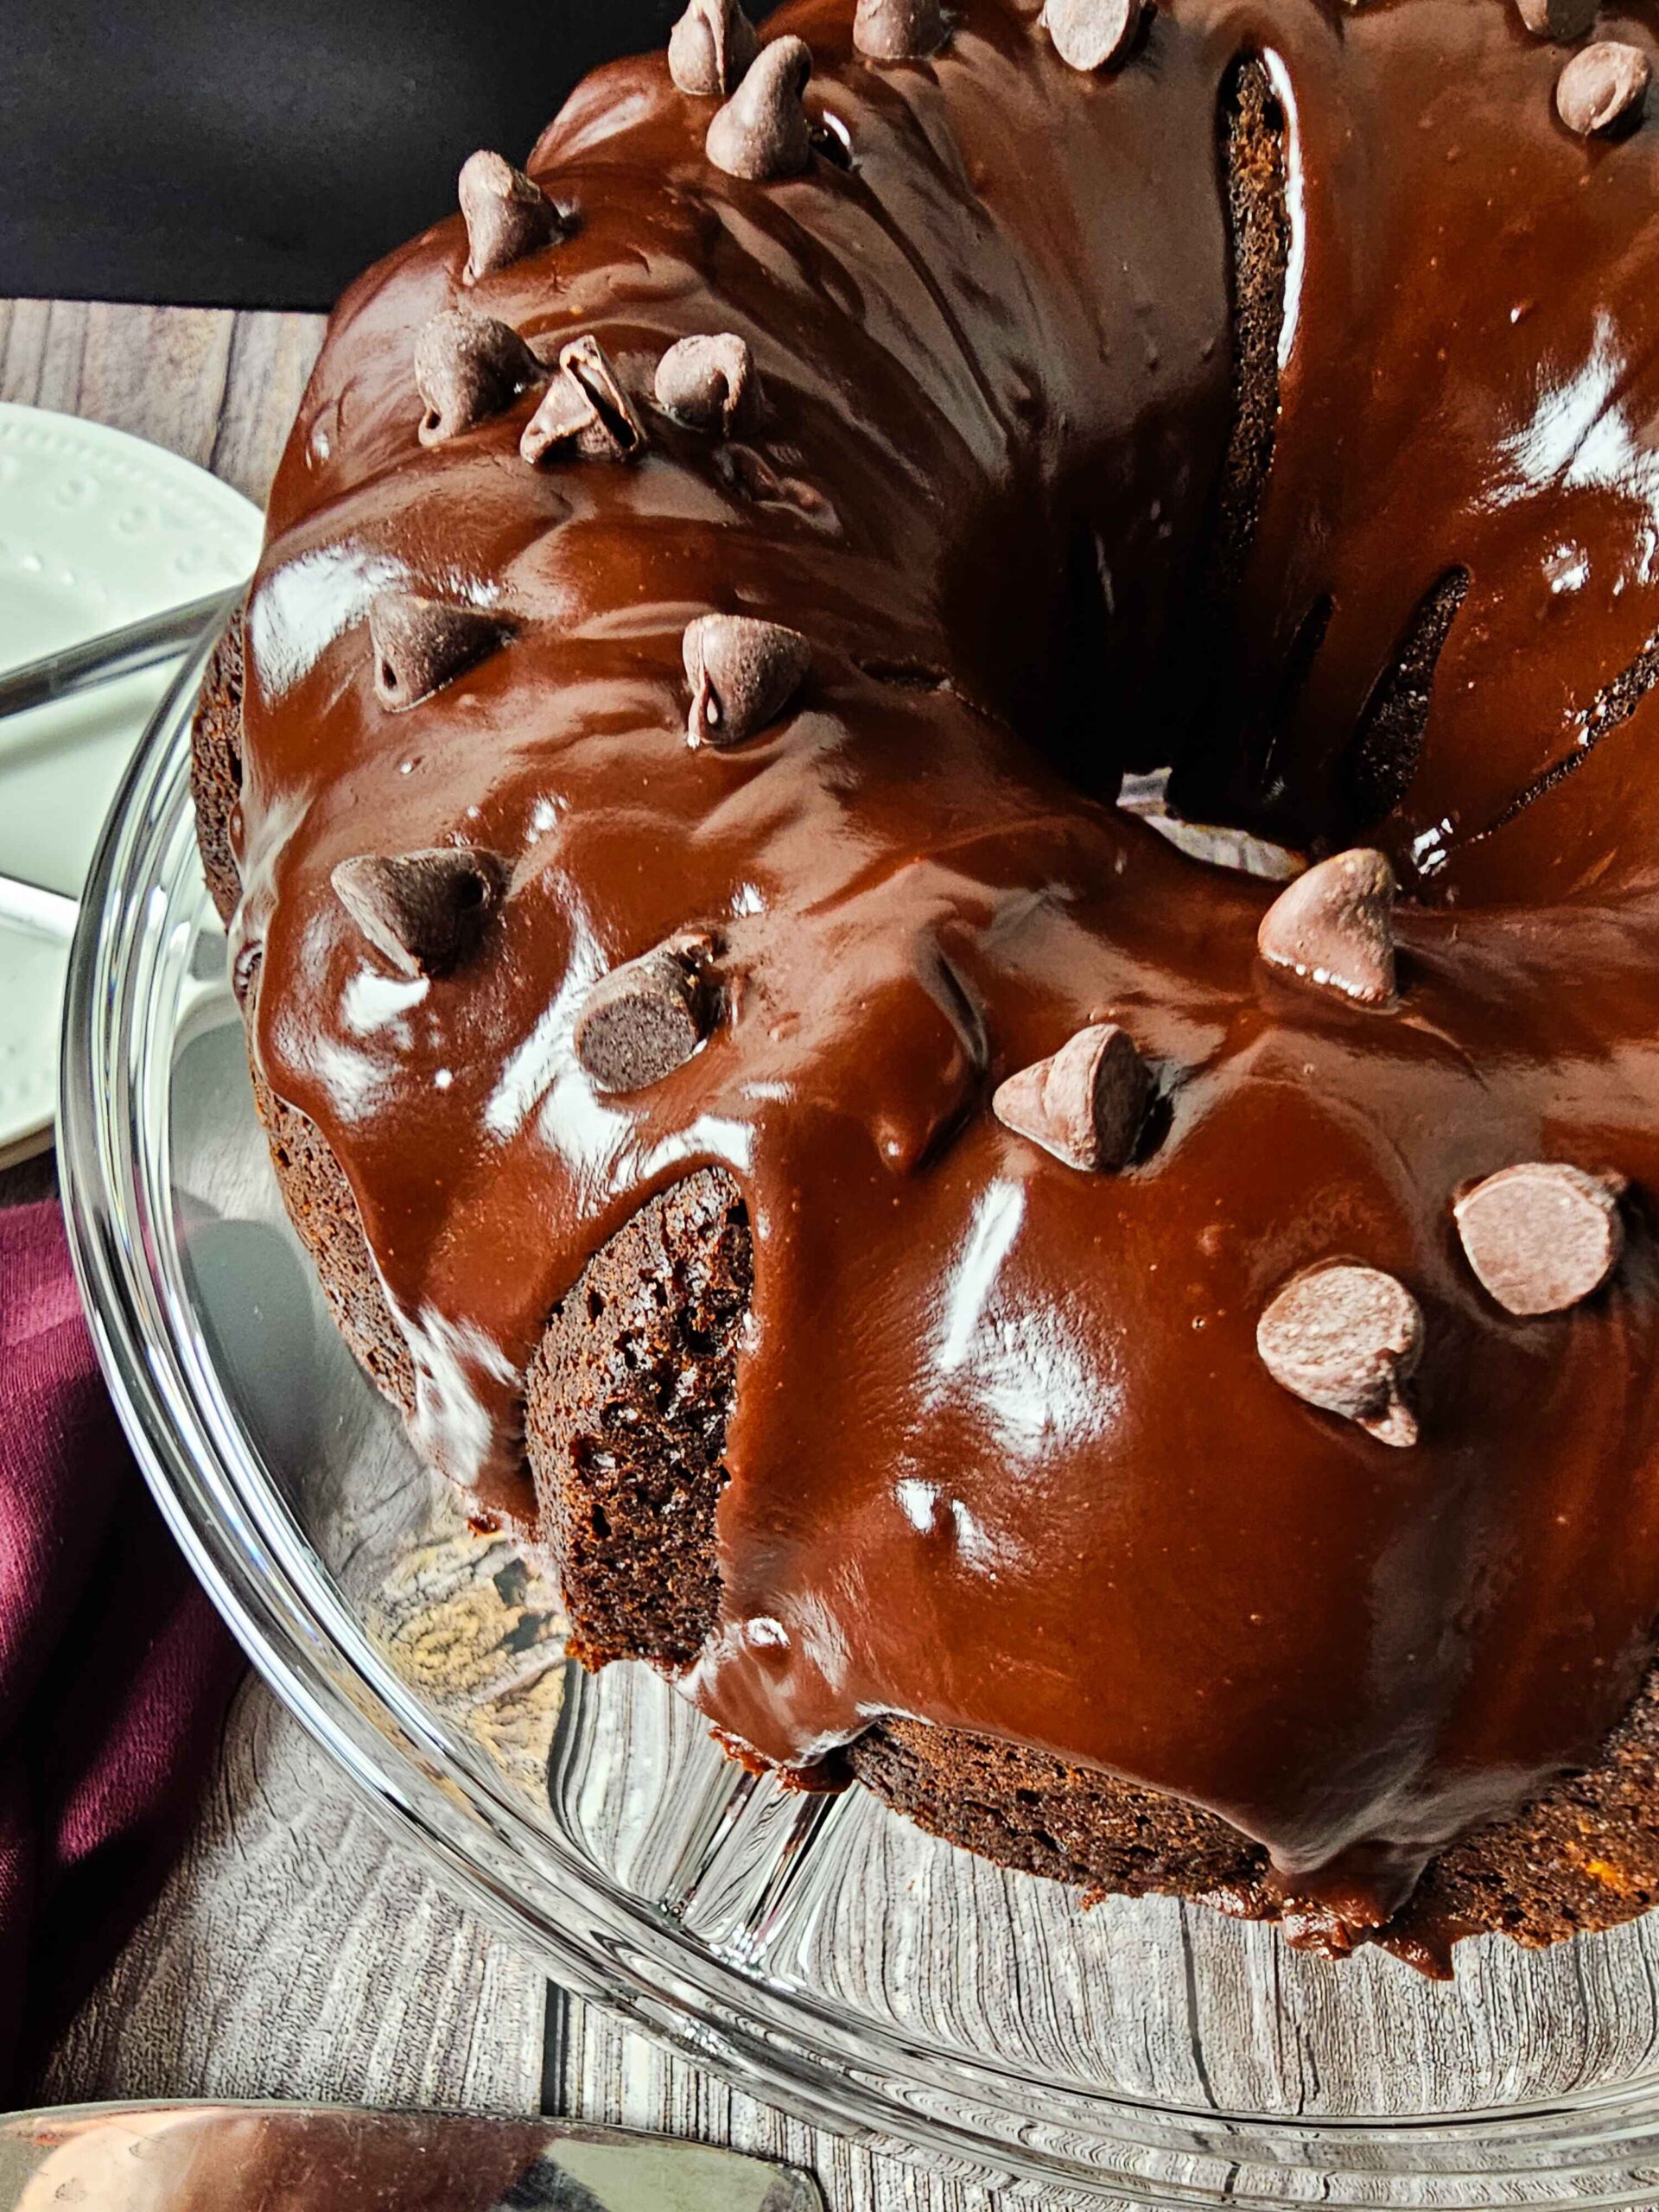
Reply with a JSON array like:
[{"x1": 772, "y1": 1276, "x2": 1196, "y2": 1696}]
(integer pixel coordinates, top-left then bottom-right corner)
[
  {"x1": 0, "y1": 875, "x2": 79, "y2": 943},
  {"x1": 0, "y1": 582, "x2": 245, "y2": 722},
  {"x1": 0, "y1": 2101, "x2": 823, "y2": 2212},
  {"x1": 0, "y1": 584, "x2": 245, "y2": 946}
]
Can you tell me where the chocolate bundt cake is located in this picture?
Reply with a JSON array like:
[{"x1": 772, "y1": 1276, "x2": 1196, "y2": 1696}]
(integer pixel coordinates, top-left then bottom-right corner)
[{"x1": 194, "y1": 0, "x2": 1659, "y2": 1971}]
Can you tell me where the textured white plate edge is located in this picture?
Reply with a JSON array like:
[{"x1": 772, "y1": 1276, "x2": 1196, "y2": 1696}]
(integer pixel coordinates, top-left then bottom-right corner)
[{"x1": 0, "y1": 403, "x2": 263, "y2": 1165}]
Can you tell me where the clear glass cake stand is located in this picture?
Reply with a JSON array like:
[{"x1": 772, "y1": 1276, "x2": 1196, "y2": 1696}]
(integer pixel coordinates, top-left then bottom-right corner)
[{"x1": 56, "y1": 635, "x2": 1659, "y2": 2208}]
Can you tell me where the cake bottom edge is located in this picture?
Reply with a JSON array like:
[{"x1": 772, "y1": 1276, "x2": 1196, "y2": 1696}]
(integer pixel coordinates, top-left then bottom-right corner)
[{"x1": 193, "y1": 626, "x2": 1659, "y2": 1970}]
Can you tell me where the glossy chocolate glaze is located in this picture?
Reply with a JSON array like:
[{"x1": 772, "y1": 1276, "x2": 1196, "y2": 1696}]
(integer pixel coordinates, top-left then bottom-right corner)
[{"x1": 235, "y1": 0, "x2": 1659, "y2": 1937}]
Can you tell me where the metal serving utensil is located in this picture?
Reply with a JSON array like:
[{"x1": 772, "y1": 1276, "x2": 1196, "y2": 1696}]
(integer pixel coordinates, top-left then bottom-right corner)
[
  {"x1": 0, "y1": 2101, "x2": 823, "y2": 2212},
  {"x1": 0, "y1": 584, "x2": 245, "y2": 723},
  {"x1": 0, "y1": 875, "x2": 79, "y2": 943},
  {"x1": 0, "y1": 585, "x2": 247, "y2": 946}
]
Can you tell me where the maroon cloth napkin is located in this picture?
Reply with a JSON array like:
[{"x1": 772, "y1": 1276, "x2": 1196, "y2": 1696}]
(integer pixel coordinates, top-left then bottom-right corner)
[{"x1": 0, "y1": 1199, "x2": 238, "y2": 2094}]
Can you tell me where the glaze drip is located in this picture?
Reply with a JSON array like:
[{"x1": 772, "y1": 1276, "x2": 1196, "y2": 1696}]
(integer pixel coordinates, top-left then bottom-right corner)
[{"x1": 237, "y1": 0, "x2": 1659, "y2": 1941}]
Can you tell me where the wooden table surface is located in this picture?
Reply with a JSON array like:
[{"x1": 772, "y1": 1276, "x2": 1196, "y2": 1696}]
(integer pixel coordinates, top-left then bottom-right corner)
[{"x1": 0, "y1": 298, "x2": 1040, "y2": 2212}]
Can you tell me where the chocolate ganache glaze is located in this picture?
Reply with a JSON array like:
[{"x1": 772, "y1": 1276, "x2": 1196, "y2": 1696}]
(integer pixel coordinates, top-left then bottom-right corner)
[{"x1": 228, "y1": 0, "x2": 1659, "y2": 1950}]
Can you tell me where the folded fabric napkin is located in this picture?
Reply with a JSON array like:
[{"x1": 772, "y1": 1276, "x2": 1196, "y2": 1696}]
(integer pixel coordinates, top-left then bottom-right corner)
[{"x1": 0, "y1": 1198, "x2": 238, "y2": 2096}]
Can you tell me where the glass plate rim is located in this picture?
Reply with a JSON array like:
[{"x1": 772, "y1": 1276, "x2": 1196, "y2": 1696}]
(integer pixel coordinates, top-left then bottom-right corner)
[{"x1": 52, "y1": 643, "x2": 1659, "y2": 2208}]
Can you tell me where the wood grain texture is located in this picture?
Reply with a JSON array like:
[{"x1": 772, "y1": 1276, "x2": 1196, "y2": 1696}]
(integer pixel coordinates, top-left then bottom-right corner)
[
  {"x1": 0, "y1": 299, "x2": 323, "y2": 505},
  {"x1": 559, "y1": 2011, "x2": 1012, "y2": 2212},
  {"x1": 2, "y1": 298, "x2": 1142, "y2": 2207},
  {"x1": 3, "y1": 300, "x2": 547, "y2": 2129},
  {"x1": 38, "y1": 1680, "x2": 550, "y2": 2117}
]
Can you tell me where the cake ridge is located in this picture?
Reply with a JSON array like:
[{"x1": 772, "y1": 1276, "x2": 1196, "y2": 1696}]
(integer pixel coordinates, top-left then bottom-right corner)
[{"x1": 207, "y1": 0, "x2": 1659, "y2": 1967}]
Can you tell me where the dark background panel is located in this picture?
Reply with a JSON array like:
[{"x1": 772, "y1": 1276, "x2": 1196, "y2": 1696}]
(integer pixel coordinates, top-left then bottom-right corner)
[{"x1": 0, "y1": 1, "x2": 777, "y2": 311}]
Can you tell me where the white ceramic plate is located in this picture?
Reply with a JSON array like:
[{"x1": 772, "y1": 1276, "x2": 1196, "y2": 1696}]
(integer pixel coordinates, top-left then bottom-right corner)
[
  {"x1": 61, "y1": 666, "x2": 1659, "y2": 2209},
  {"x1": 0, "y1": 403, "x2": 262, "y2": 1166}
]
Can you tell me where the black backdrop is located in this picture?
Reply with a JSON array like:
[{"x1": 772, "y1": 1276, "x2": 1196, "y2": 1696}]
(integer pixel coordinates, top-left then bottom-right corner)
[{"x1": 1, "y1": 1, "x2": 778, "y2": 310}]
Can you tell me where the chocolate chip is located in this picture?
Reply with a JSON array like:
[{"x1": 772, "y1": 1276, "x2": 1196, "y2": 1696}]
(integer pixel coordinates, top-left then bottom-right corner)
[
  {"x1": 1044, "y1": 0, "x2": 1147, "y2": 73},
  {"x1": 855, "y1": 0, "x2": 949, "y2": 60},
  {"x1": 414, "y1": 308, "x2": 545, "y2": 446},
  {"x1": 706, "y1": 37, "x2": 814, "y2": 181},
  {"x1": 1257, "y1": 1263, "x2": 1424, "y2": 1448},
  {"x1": 669, "y1": 0, "x2": 761, "y2": 96},
  {"x1": 1256, "y1": 849, "x2": 1398, "y2": 1008},
  {"x1": 993, "y1": 1022, "x2": 1152, "y2": 1173},
  {"x1": 654, "y1": 334, "x2": 759, "y2": 435},
  {"x1": 458, "y1": 150, "x2": 567, "y2": 284},
  {"x1": 332, "y1": 847, "x2": 507, "y2": 978},
  {"x1": 562, "y1": 336, "x2": 647, "y2": 455},
  {"x1": 575, "y1": 940, "x2": 713, "y2": 1092},
  {"x1": 519, "y1": 371, "x2": 599, "y2": 466},
  {"x1": 369, "y1": 592, "x2": 512, "y2": 711},
  {"x1": 520, "y1": 337, "x2": 647, "y2": 467},
  {"x1": 1454, "y1": 1162, "x2": 1626, "y2": 1316},
  {"x1": 683, "y1": 614, "x2": 810, "y2": 746},
  {"x1": 1514, "y1": 0, "x2": 1597, "y2": 41},
  {"x1": 1556, "y1": 40, "x2": 1650, "y2": 132}
]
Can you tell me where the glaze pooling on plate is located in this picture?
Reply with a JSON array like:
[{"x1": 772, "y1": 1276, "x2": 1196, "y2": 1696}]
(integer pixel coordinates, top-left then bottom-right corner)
[{"x1": 231, "y1": 0, "x2": 1659, "y2": 1952}]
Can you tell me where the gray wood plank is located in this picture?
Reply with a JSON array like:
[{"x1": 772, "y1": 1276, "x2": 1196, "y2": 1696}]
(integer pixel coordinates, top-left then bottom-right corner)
[
  {"x1": 37, "y1": 1681, "x2": 550, "y2": 2117},
  {"x1": 3, "y1": 301, "x2": 548, "y2": 2126},
  {"x1": 0, "y1": 299, "x2": 324, "y2": 505},
  {"x1": 558, "y1": 2008, "x2": 1043, "y2": 2212},
  {"x1": 0, "y1": 296, "x2": 1103, "y2": 2202}
]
